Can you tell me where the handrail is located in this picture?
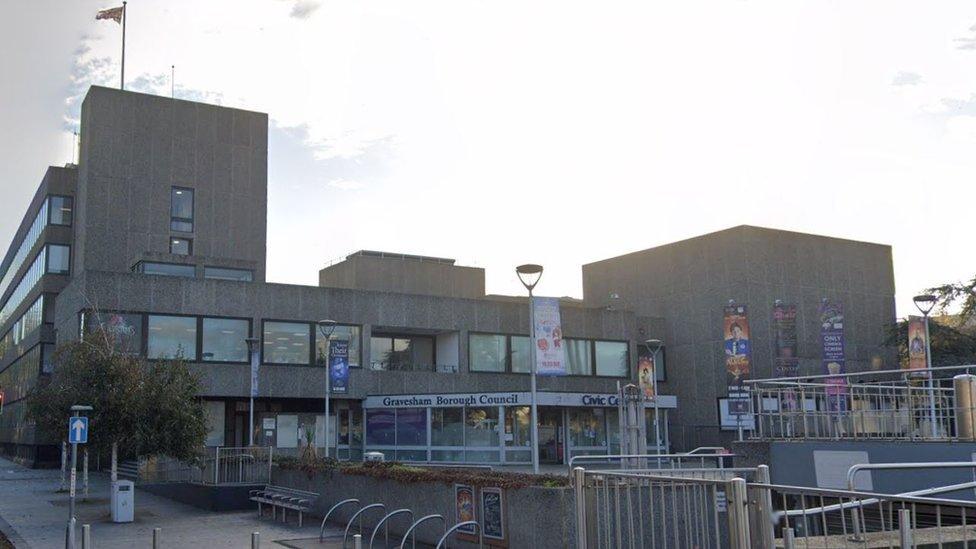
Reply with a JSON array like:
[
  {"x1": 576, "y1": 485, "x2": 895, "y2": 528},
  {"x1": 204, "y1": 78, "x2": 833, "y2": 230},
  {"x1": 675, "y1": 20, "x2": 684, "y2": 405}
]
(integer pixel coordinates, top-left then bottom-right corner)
[
  {"x1": 320, "y1": 498, "x2": 361, "y2": 542},
  {"x1": 567, "y1": 452, "x2": 733, "y2": 476},
  {"x1": 776, "y1": 480, "x2": 976, "y2": 519},
  {"x1": 847, "y1": 461, "x2": 976, "y2": 491},
  {"x1": 684, "y1": 446, "x2": 729, "y2": 455},
  {"x1": 369, "y1": 509, "x2": 414, "y2": 549},
  {"x1": 746, "y1": 364, "x2": 976, "y2": 384},
  {"x1": 398, "y1": 514, "x2": 445, "y2": 549},
  {"x1": 343, "y1": 503, "x2": 386, "y2": 549},
  {"x1": 435, "y1": 521, "x2": 483, "y2": 549},
  {"x1": 400, "y1": 462, "x2": 494, "y2": 470}
]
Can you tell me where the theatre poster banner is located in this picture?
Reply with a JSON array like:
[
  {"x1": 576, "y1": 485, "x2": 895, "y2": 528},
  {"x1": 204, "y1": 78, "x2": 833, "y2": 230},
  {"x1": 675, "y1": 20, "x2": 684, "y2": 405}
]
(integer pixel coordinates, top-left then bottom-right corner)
[
  {"x1": 907, "y1": 316, "x2": 928, "y2": 373},
  {"x1": 723, "y1": 304, "x2": 751, "y2": 417},
  {"x1": 773, "y1": 303, "x2": 799, "y2": 377},
  {"x1": 819, "y1": 299, "x2": 847, "y2": 411},
  {"x1": 532, "y1": 297, "x2": 566, "y2": 376}
]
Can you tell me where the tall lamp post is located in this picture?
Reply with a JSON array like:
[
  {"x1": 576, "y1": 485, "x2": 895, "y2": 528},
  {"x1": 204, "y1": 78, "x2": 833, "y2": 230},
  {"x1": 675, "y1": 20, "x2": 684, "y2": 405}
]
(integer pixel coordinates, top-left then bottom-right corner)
[
  {"x1": 645, "y1": 339, "x2": 664, "y2": 454},
  {"x1": 516, "y1": 264, "x2": 543, "y2": 474},
  {"x1": 317, "y1": 319, "x2": 337, "y2": 458},
  {"x1": 913, "y1": 294, "x2": 938, "y2": 436},
  {"x1": 244, "y1": 337, "x2": 260, "y2": 447}
]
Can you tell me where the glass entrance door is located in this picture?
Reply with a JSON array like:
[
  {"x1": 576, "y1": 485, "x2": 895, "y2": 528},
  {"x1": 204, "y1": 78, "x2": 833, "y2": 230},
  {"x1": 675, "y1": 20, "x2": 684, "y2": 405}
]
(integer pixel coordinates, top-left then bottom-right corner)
[{"x1": 538, "y1": 407, "x2": 564, "y2": 464}]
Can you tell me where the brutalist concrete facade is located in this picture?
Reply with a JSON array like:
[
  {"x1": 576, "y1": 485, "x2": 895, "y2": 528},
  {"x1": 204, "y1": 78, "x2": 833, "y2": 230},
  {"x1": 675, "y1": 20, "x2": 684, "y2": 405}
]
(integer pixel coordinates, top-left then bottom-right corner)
[{"x1": 582, "y1": 225, "x2": 897, "y2": 449}]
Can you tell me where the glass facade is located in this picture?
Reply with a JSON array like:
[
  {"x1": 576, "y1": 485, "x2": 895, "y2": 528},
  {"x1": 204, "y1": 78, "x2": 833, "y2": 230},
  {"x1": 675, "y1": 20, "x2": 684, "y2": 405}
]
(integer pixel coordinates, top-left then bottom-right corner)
[
  {"x1": 170, "y1": 238, "x2": 192, "y2": 256},
  {"x1": 564, "y1": 338, "x2": 592, "y2": 375},
  {"x1": 84, "y1": 311, "x2": 143, "y2": 355},
  {"x1": 171, "y1": 187, "x2": 194, "y2": 232},
  {"x1": 49, "y1": 196, "x2": 73, "y2": 226},
  {"x1": 147, "y1": 315, "x2": 197, "y2": 359},
  {"x1": 263, "y1": 321, "x2": 311, "y2": 364},
  {"x1": 469, "y1": 334, "x2": 506, "y2": 372},
  {"x1": 511, "y1": 336, "x2": 531, "y2": 373},
  {"x1": 369, "y1": 334, "x2": 434, "y2": 371},
  {"x1": 595, "y1": 341, "x2": 628, "y2": 377},
  {"x1": 202, "y1": 318, "x2": 249, "y2": 362},
  {"x1": 47, "y1": 244, "x2": 70, "y2": 274}
]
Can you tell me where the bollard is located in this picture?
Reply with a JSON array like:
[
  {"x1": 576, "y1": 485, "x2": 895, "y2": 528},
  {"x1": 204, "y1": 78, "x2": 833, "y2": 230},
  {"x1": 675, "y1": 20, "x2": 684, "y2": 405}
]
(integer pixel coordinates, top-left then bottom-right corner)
[
  {"x1": 153, "y1": 527, "x2": 162, "y2": 548},
  {"x1": 67, "y1": 516, "x2": 76, "y2": 549},
  {"x1": 82, "y1": 524, "x2": 91, "y2": 549},
  {"x1": 783, "y1": 527, "x2": 795, "y2": 549},
  {"x1": 251, "y1": 531, "x2": 260, "y2": 549},
  {"x1": 755, "y1": 465, "x2": 775, "y2": 549},
  {"x1": 954, "y1": 375, "x2": 976, "y2": 441},
  {"x1": 353, "y1": 533, "x2": 362, "y2": 549},
  {"x1": 899, "y1": 509, "x2": 913, "y2": 548},
  {"x1": 726, "y1": 478, "x2": 751, "y2": 549}
]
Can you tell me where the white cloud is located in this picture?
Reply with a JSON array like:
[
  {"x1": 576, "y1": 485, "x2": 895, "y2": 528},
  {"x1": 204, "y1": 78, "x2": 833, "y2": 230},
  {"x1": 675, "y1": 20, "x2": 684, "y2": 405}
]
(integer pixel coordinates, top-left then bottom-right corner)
[
  {"x1": 289, "y1": 0, "x2": 322, "y2": 19},
  {"x1": 892, "y1": 71, "x2": 922, "y2": 86},
  {"x1": 327, "y1": 178, "x2": 366, "y2": 190}
]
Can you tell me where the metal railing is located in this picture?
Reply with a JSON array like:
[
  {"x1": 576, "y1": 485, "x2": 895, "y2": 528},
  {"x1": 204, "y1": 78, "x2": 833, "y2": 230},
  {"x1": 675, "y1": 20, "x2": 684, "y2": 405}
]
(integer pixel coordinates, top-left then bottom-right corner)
[
  {"x1": 567, "y1": 448, "x2": 734, "y2": 477},
  {"x1": 746, "y1": 365, "x2": 976, "y2": 441},
  {"x1": 139, "y1": 446, "x2": 273, "y2": 486}
]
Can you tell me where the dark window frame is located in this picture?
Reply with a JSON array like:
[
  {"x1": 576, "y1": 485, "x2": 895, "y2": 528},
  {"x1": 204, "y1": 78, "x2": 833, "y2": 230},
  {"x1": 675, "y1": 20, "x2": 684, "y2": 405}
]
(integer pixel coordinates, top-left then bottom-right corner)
[
  {"x1": 315, "y1": 323, "x2": 364, "y2": 369},
  {"x1": 45, "y1": 244, "x2": 70, "y2": 275},
  {"x1": 47, "y1": 195, "x2": 74, "y2": 227},
  {"x1": 146, "y1": 312, "x2": 200, "y2": 361},
  {"x1": 170, "y1": 186, "x2": 195, "y2": 233},
  {"x1": 369, "y1": 332, "x2": 437, "y2": 371},
  {"x1": 261, "y1": 319, "x2": 313, "y2": 366},
  {"x1": 468, "y1": 332, "x2": 631, "y2": 379},
  {"x1": 203, "y1": 266, "x2": 254, "y2": 282},
  {"x1": 133, "y1": 261, "x2": 196, "y2": 278},
  {"x1": 468, "y1": 331, "x2": 529, "y2": 374},
  {"x1": 200, "y1": 315, "x2": 253, "y2": 364}
]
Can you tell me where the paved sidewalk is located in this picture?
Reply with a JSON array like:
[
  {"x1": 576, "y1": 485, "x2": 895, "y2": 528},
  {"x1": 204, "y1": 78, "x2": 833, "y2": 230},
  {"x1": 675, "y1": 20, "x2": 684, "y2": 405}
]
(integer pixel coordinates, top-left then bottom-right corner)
[{"x1": 0, "y1": 457, "x2": 339, "y2": 548}]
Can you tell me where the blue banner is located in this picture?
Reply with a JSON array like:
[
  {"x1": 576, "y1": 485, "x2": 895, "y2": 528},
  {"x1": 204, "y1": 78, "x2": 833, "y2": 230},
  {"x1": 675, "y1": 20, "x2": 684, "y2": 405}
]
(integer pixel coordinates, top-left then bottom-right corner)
[{"x1": 329, "y1": 339, "x2": 349, "y2": 394}]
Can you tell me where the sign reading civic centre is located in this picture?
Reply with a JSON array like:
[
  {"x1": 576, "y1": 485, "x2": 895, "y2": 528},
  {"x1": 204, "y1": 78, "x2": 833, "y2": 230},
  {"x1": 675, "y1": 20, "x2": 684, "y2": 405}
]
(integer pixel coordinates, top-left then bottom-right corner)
[{"x1": 532, "y1": 297, "x2": 565, "y2": 376}]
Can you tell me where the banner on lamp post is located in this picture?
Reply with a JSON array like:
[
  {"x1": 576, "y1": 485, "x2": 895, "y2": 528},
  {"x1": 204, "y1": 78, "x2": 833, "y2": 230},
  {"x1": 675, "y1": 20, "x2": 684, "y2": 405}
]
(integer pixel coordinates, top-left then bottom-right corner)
[
  {"x1": 532, "y1": 297, "x2": 566, "y2": 376},
  {"x1": 907, "y1": 316, "x2": 928, "y2": 373},
  {"x1": 329, "y1": 339, "x2": 349, "y2": 394}
]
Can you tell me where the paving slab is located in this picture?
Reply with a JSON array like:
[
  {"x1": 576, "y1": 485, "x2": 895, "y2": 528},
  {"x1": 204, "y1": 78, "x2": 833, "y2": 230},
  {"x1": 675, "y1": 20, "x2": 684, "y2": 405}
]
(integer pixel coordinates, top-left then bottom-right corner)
[{"x1": 0, "y1": 457, "x2": 342, "y2": 548}]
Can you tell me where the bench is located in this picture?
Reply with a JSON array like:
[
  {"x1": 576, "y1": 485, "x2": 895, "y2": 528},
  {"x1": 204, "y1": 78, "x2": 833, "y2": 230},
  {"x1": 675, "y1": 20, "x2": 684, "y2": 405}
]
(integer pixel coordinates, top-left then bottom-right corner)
[{"x1": 249, "y1": 485, "x2": 319, "y2": 527}]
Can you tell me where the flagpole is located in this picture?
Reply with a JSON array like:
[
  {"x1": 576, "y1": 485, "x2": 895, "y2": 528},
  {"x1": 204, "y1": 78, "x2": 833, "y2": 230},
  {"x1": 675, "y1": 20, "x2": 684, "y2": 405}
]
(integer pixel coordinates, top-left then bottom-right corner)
[{"x1": 120, "y1": 1, "x2": 127, "y2": 90}]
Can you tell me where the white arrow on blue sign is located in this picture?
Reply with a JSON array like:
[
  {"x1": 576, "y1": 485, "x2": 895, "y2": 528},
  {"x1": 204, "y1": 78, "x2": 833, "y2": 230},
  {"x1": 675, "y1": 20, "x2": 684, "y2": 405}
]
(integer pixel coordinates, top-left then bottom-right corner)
[{"x1": 68, "y1": 416, "x2": 88, "y2": 444}]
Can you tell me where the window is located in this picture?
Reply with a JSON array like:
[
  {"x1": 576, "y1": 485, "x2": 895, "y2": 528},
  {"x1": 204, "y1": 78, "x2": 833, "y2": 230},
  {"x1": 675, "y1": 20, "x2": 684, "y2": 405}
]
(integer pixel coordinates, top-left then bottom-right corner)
[
  {"x1": 85, "y1": 312, "x2": 143, "y2": 355},
  {"x1": 365, "y1": 409, "x2": 395, "y2": 446},
  {"x1": 134, "y1": 262, "x2": 195, "y2": 277},
  {"x1": 595, "y1": 341, "x2": 629, "y2": 377},
  {"x1": 564, "y1": 338, "x2": 592, "y2": 375},
  {"x1": 170, "y1": 238, "x2": 192, "y2": 256},
  {"x1": 204, "y1": 267, "x2": 253, "y2": 282},
  {"x1": 569, "y1": 408, "x2": 608, "y2": 448},
  {"x1": 638, "y1": 344, "x2": 667, "y2": 382},
  {"x1": 469, "y1": 334, "x2": 506, "y2": 372},
  {"x1": 464, "y1": 406, "x2": 499, "y2": 462},
  {"x1": 395, "y1": 408, "x2": 427, "y2": 446},
  {"x1": 468, "y1": 333, "x2": 531, "y2": 373},
  {"x1": 315, "y1": 324, "x2": 361, "y2": 367},
  {"x1": 147, "y1": 315, "x2": 197, "y2": 359},
  {"x1": 369, "y1": 334, "x2": 434, "y2": 370},
  {"x1": 431, "y1": 407, "x2": 464, "y2": 446},
  {"x1": 49, "y1": 196, "x2": 73, "y2": 226},
  {"x1": 263, "y1": 321, "x2": 311, "y2": 364},
  {"x1": 47, "y1": 245, "x2": 70, "y2": 274},
  {"x1": 170, "y1": 187, "x2": 194, "y2": 232},
  {"x1": 202, "y1": 318, "x2": 249, "y2": 362}
]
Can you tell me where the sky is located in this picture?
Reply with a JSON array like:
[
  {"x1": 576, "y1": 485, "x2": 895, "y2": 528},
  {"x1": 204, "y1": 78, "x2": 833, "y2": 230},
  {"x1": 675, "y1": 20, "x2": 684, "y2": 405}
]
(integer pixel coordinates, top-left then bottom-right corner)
[{"x1": 2, "y1": 1, "x2": 976, "y2": 317}]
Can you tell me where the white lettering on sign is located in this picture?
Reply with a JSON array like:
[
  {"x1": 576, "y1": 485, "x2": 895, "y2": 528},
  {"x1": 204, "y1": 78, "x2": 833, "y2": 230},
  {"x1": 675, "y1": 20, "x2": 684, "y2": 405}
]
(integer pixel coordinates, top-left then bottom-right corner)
[{"x1": 70, "y1": 468, "x2": 76, "y2": 498}]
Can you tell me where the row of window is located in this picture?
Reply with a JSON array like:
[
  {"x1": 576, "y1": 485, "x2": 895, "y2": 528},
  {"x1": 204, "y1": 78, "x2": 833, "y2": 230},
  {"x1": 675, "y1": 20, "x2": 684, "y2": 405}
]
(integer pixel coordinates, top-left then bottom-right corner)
[
  {"x1": 80, "y1": 311, "x2": 654, "y2": 379},
  {"x1": 0, "y1": 196, "x2": 72, "y2": 310},
  {"x1": 132, "y1": 262, "x2": 254, "y2": 282},
  {"x1": 0, "y1": 345, "x2": 42, "y2": 405},
  {"x1": 469, "y1": 333, "x2": 631, "y2": 377},
  {"x1": 0, "y1": 245, "x2": 69, "y2": 329},
  {"x1": 0, "y1": 295, "x2": 48, "y2": 360}
]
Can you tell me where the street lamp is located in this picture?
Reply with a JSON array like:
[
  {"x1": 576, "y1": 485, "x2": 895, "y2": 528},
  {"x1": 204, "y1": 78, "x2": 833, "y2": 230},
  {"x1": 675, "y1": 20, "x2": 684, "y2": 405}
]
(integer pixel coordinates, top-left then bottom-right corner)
[
  {"x1": 913, "y1": 294, "x2": 938, "y2": 436},
  {"x1": 317, "y1": 319, "x2": 337, "y2": 458},
  {"x1": 244, "y1": 337, "x2": 260, "y2": 447},
  {"x1": 645, "y1": 339, "x2": 664, "y2": 454},
  {"x1": 516, "y1": 264, "x2": 543, "y2": 474}
]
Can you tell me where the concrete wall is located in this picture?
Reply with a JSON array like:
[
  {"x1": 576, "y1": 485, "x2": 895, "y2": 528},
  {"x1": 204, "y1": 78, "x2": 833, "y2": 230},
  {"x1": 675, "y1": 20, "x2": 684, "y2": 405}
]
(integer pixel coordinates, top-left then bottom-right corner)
[
  {"x1": 54, "y1": 270, "x2": 656, "y2": 400},
  {"x1": 272, "y1": 467, "x2": 576, "y2": 548},
  {"x1": 319, "y1": 252, "x2": 486, "y2": 299},
  {"x1": 583, "y1": 225, "x2": 897, "y2": 450},
  {"x1": 75, "y1": 86, "x2": 268, "y2": 281}
]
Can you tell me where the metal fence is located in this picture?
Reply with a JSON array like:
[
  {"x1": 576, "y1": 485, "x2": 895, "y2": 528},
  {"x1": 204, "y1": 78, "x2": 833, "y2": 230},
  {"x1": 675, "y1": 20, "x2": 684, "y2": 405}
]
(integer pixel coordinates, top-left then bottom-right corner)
[
  {"x1": 746, "y1": 365, "x2": 976, "y2": 441},
  {"x1": 573, "y1": 462, "x2": 976, "y2": 548},
  {"x1": 140, "y1": 446, "x2": 273, "y2": 486}
]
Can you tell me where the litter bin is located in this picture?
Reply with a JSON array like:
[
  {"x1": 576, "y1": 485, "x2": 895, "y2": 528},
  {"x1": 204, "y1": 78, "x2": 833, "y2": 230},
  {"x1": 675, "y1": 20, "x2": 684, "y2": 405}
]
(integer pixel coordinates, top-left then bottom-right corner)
[{"x1": 111, "y1": 480, "x2": 134, "y2": 523}]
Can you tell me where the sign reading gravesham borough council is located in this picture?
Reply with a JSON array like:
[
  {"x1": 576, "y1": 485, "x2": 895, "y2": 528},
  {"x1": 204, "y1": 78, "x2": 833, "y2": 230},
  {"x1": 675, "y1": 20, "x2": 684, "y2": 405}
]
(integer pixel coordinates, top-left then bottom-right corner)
[{"x1": 363, "y1": 391, "x2": 678, "y2": 409}]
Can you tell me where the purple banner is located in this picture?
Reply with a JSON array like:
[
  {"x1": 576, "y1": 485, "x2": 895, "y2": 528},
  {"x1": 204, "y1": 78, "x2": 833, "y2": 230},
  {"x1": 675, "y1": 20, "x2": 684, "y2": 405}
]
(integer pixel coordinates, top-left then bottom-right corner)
[
  {"x1": 773, "y1": 303, "x2": 798, "y2": 377},
  {"x1": 819, "y1": 299, "x2": 847, "y2": 410},
  {"x1": 329, "y1": 339, "x2": 350, "y2": 394}
]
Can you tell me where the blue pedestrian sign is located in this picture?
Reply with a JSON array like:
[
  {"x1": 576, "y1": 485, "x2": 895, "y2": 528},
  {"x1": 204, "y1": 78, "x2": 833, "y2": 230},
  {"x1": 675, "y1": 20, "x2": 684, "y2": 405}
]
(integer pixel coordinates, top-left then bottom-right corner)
[{"x1": 68, "y1": 416, "x2": 88, "y2": 444}]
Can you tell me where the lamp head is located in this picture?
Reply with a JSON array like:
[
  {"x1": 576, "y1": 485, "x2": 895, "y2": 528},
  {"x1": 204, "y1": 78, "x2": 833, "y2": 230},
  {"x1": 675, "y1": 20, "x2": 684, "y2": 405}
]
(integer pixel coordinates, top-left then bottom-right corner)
[
  {"x1": 317, "y1": 319, "x2": 337, "y2": 338},
  {"x1": 644, "y1": 338, "x2": 664, "y2": 354},
  {"x1": 515, "y1": 264, "x2": 544, "y2": 292},
  {"x1": 913, "y1": 294, "x2": 937, "y2": 316}
]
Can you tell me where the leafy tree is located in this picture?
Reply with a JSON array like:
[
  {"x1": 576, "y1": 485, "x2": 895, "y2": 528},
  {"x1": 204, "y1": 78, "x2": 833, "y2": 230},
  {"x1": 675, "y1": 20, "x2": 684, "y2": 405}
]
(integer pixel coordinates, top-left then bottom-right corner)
[
  {"x1": 928, "y1": 276, "x2": 976, "y2": 318},
  {"x1": 884, "y1": 318, "x2": 976, "y2": 374},
  {"x1": 26, "y1": 329, "x2": 207, "y2": 464}
]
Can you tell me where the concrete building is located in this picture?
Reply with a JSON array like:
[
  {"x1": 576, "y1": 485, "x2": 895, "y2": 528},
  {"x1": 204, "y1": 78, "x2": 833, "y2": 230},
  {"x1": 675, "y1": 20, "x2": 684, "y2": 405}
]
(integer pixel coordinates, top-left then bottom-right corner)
[{"x1": 0, "y1": 86, "x2": 896, "y2": 465}]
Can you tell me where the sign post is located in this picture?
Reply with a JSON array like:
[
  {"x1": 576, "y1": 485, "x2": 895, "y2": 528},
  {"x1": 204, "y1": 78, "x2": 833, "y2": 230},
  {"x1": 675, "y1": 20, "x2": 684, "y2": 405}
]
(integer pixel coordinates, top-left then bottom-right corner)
[{"x1": 66, "y1": 405, "x2": 92, "y2": 549}]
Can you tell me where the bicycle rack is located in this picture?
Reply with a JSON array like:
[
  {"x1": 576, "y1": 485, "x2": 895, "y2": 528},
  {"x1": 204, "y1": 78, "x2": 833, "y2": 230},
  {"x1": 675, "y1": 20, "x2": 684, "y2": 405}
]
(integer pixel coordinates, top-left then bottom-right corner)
[
  {"x1": 369, "y1": 509, "x2": 414, "y2": 549},
  {"x1": 319, "y1": 498, "x2": 361, "y2": 542},
  {"x1": 398, "y1": 514, "x2": 445, "y2": 549},
  {"x1": 343, "y1": 503, "x2": 386, "y2": 548},
  {"x1": 436, "y1": 521, "x2": 483, "y2": 549}
]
